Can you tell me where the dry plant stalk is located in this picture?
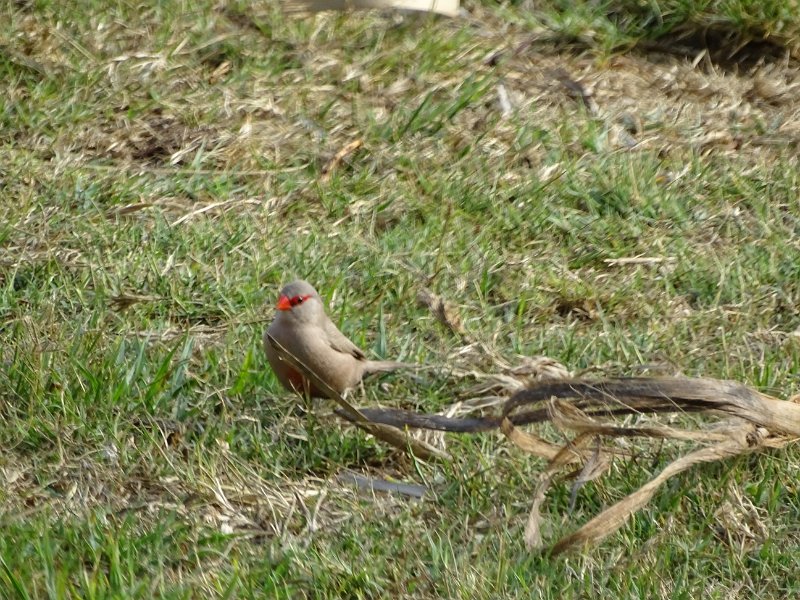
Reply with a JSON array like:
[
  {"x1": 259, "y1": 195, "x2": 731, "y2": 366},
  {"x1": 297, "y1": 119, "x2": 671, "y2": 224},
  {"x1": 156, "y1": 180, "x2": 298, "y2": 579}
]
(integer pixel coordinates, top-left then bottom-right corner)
[
  {"x1": 498, "y1": 378, "x2": 800, "y2": 554},
  {"x1": 265, "y1": 334, "x2": 450, "y2": 462},
  {"x1": 281, "y1": 0, "x2": 460, "y2": 17},
  {"x1": 342, "y1": 375, "x2": 800, "y2": 553},
  {"x1": 548, "y1": 427, "x2": 778, "y2": 555}
]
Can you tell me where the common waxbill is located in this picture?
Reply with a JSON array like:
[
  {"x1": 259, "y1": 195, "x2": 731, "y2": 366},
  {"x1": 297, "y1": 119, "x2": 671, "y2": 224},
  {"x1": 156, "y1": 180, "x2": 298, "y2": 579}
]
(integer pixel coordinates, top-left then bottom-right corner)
[{"x1": 264, "y1": 280, "x2": 411, "y2": 398}]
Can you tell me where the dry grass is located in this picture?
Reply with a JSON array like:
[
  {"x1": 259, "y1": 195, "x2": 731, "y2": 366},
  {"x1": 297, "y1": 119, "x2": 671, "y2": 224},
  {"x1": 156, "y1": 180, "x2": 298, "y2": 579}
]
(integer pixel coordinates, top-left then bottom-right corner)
[{"x1": 2, "y1": 0, "x2": 800, "y2": 597}]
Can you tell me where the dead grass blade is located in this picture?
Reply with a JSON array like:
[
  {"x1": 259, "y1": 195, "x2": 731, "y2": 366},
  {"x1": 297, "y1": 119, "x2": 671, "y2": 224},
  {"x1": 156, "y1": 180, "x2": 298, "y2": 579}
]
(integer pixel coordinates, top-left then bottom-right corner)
[
  {"x1": 280, "y1": 0, "x2": 460, "y2": 17},
  {"x1": 320, "y1": 139, "x2": 363, "y2": 183},
  {"x1": 336, "y1": 471, "x2": 427, "y2": 498},
  {"x1": 265, "y1": 334, "x2": 450, "y2": 462},
  {"x1": 603, "y1": 256, "x2": 676, "y2": 266}
]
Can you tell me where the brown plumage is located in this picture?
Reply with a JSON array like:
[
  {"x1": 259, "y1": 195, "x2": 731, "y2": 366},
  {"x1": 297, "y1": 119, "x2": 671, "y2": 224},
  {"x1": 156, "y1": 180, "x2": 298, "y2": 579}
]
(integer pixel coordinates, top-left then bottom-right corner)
[{"x1": 264, "y1": 280, "x2": 411, "y2": 398}]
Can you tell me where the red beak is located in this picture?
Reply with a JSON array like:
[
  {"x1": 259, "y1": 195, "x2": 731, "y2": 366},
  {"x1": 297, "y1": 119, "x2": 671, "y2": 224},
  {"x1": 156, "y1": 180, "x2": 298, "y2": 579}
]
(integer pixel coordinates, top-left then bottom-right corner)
[{"x1": 276, "y1": 294, "x2": 292, "y2": 311}]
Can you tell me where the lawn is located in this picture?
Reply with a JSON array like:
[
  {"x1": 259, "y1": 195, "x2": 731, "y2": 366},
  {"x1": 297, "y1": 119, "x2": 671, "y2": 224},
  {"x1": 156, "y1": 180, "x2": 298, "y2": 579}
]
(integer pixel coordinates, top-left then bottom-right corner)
[{"x1": 1, "y1": 0, "x2": 800, "y2": 597}]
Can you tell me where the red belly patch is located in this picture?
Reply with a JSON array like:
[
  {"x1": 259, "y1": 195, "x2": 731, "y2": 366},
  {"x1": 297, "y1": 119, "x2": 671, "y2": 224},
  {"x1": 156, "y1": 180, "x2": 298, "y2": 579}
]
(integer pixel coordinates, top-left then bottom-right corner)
[{"x1": 286, "y1": 367, "x2": 305, "y2": 390}]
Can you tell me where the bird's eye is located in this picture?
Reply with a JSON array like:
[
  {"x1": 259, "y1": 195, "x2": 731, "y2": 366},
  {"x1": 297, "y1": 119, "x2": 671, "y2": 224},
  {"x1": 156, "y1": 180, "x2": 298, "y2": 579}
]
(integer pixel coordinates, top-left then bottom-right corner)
[{"x1": 290, "y1": 294, "x2": 309, "y2": 307}]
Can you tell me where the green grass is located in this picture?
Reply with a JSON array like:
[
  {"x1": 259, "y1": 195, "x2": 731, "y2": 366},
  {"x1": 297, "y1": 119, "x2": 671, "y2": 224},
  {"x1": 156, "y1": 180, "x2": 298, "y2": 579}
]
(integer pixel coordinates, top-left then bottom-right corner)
[
  {"x1": 510, "y1": 0, "x2": 800, "y2": 56},
  {"x1": 2, "y1": 0, "x2": 800, "y2": 597}
]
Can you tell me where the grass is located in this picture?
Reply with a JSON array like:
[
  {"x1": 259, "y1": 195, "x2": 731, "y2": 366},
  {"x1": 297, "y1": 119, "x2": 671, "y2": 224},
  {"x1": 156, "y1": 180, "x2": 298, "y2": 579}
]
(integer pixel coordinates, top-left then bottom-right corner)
[{"x1": 2, "y1": 0, "x2": 800, "y2": 597}]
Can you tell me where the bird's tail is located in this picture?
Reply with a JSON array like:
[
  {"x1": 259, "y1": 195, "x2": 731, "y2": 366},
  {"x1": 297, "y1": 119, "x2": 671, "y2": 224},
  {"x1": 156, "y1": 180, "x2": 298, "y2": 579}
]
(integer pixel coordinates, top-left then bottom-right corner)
[{"x1": 363, "y1": 360, "x2": 417, "y2": 375}]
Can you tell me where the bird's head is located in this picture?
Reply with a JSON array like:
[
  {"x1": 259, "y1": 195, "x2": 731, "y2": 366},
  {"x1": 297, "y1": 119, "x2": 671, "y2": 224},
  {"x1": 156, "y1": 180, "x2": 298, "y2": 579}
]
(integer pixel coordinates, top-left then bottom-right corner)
[{"x1": 274, "y1": 280, "x2": 325, "y2": 325}]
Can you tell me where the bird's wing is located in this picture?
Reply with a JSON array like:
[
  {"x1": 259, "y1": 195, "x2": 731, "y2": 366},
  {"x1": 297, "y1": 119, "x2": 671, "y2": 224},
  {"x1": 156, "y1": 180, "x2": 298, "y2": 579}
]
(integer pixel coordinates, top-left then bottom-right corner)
[{"x1": 322, "y1": 318, "x2": 366, "y2": 360}]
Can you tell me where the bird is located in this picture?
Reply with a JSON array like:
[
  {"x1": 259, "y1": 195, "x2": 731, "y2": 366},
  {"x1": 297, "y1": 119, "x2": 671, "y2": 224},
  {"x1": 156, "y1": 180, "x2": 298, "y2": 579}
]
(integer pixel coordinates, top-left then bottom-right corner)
[{"x1": 264, "y1": 280, "x2": 412, "y2": 398}]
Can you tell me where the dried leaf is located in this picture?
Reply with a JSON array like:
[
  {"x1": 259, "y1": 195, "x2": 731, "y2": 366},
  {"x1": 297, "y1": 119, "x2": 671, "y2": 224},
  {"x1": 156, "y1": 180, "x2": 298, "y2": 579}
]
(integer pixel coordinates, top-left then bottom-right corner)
[
  {"x1": 320, "y1": 139, "x2": 363, "y2": 182},
  {"x1": 417, "y1": 288, "x2": 467, "y2": 340},
  {"x1": 524, "y1": 433, "x2": 595, "y2": 550},
  {"x1": 504, "y1": 378, "x2": 800, "y2": 438},
  {"x1": 500, "y1": 417, "x2": 566, "y2": 461}
]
